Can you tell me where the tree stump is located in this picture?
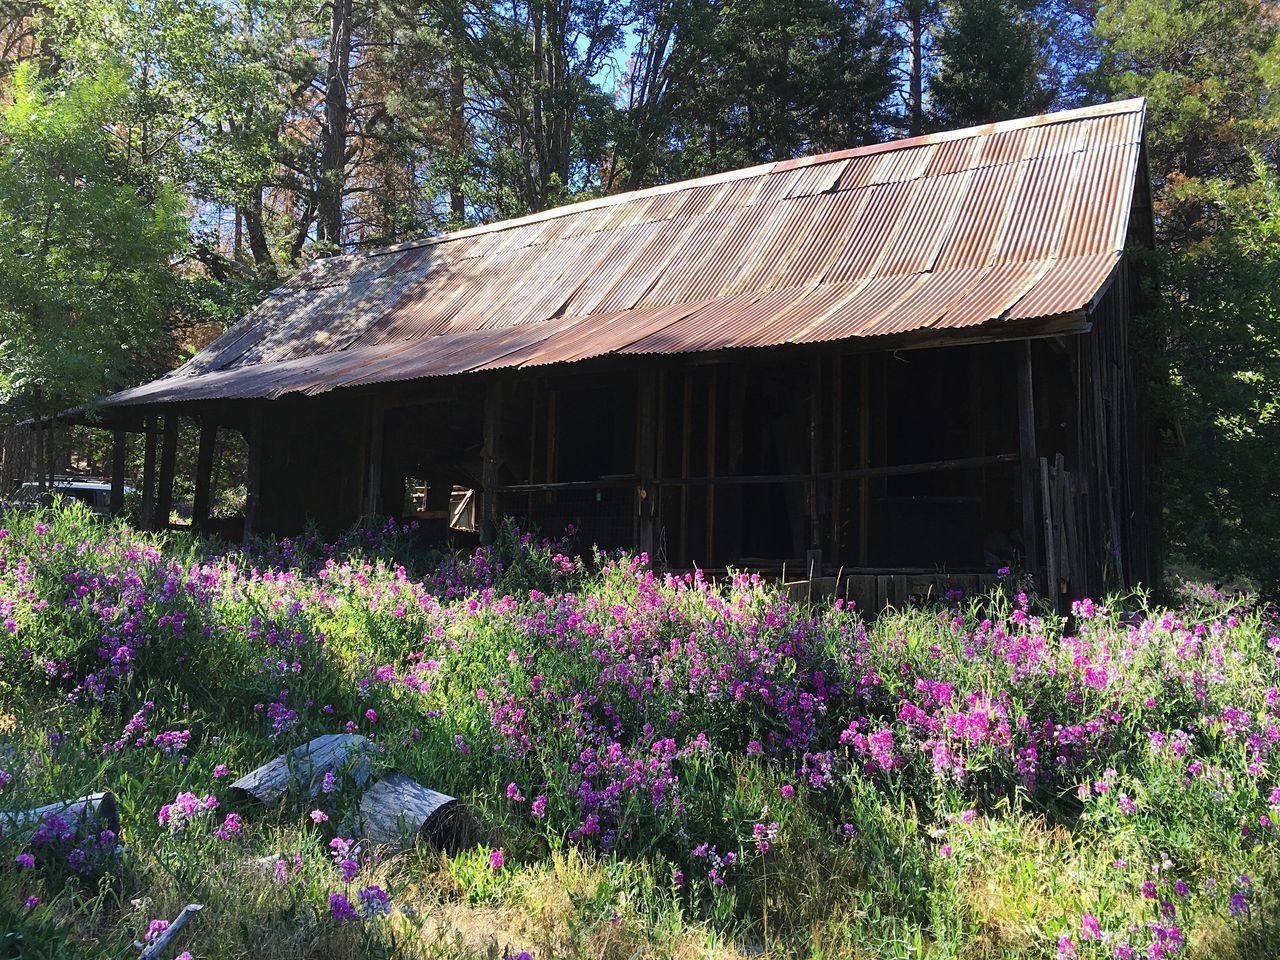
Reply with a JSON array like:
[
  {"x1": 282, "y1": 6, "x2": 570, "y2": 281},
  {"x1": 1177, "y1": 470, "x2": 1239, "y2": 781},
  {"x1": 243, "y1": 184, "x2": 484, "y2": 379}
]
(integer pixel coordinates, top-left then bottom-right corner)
[
  {"x1": 358, "y1": 773, "x2": 466, "y2": 852},
  {"x1": 230, "y1": 734, "x2": 374, "y2": 807}
]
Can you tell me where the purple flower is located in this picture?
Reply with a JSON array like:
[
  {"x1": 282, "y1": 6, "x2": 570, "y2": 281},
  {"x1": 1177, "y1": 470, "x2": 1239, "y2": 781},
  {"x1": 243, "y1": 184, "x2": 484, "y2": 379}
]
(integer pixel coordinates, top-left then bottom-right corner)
[
  {"x1": 144, "y1": 919, "x2": 170, "y2": 943},
  {"x1": 311, "y1": 809, "x2": 330, "y2": 823},
  {"x1": 364, "y1": 708, "x2": 378, "y2": 724},
  {"x1": 358, "y1": 885, "x2": 391, "y2": 918},
  {"x1": 488, "y1": 849, "x2": 505, "y2": 870},
  {"x1": 321, "y1": 771, "x2": 337, "y2": 793},
  {"x1": 15, "y1": 854, "x2": 34, "y2": 868},
  {"x1": 506, "y1": 782, "x2": 525, "y2": 802},
  {"x1": 531, "y1": 794, "x2": 547, "y2": 818},
  {"x1": 330, "y1": 892, "x2": 358, "y2": 922},
  {"x1": 24, "y1": 895, "x2": 39, "y2": 909},
  {"x1": 1229, "y1": 892, "x2": 1249, "y2": 917},
  {"x1": 780, "y1": 784, "x2": 795, "y2": 800},
  {"x1": 213, "y1": 764, "x2": 229, "y2": 778}
]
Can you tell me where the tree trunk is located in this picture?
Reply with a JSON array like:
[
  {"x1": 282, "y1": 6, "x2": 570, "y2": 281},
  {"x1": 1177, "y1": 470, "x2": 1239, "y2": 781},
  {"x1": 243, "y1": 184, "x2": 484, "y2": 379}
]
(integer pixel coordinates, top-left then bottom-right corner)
[
  {"x1": 907, "y1": 1, "x2": 924, "y2": 136},
  {"x1": 244, "y1": 188, "x2": 276, "y2": 278},
  {"x1": 318, "y1": 0, "x2": 353, "y2": 247}
]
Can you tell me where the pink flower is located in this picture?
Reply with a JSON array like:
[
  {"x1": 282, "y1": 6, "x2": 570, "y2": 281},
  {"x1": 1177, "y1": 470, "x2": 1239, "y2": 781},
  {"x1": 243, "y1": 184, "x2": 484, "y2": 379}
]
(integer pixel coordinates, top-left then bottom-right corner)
[
  {"x1": 145, "y1": 919, "x2": 170, "y2": 943},
  {"x1": 488, "y1": 849, "x2": 505, "y2": 870},
  {"x1": 311, "y1": 809, "x2": 330, "y2": 823},
  {"x1": 780, "y1": 784, "x2": 795, "y2": 800},
  {"x1": 213, "y1": 764, "x2": 229, "y2": 778},
  {"x1": 365, "y1": 709, "x2": 378, "y2": 724},
  {"x1": 531, "y1": 794, "x2": 547, "y2": 818},
  {"x1": 1081, "y1": 914, "x2": 1101, "y2": 940},
  {"x1": 24, "y1": 895, "x2": 39, "y2": 909}
]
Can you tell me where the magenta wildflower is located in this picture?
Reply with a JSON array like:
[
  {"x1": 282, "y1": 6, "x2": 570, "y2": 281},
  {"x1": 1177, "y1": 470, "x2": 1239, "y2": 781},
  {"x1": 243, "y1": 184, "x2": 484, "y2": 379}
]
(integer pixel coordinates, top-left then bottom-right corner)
[
  {"x1": 15, "y1": 854, "x2": 34, "y2": 868},
  {"x1": 1081, "y1": 914, "x2": 1101, "y2": 940},
  {"x1": 780, "y1": 784, "x2": 795, "y2": 800},
  {"x1": 488, "y1": 849, "x2": 505, "y2": 870},
  {"x1": 531, "y1": 794, "x2": 547, "y2": 818},
  {"x1": 213, "y1": 764, "x2": 229, "y2": 778},
  {"x1": 24, "y1": 895, "x2": 39, "y2": 909},
  {"x1": 310, "y1": 809, "x2": 330, "y2": 823},
  {"x1": 144, "y1": 919, "x2": 170, "y2": 943}
]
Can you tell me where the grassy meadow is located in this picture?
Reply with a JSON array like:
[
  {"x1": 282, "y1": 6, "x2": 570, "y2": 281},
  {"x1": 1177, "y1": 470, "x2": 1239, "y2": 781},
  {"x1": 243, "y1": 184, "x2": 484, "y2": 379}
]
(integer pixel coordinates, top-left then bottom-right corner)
[{"x1": 0, "y1": 502, "x2": 1278, "y2": 959}]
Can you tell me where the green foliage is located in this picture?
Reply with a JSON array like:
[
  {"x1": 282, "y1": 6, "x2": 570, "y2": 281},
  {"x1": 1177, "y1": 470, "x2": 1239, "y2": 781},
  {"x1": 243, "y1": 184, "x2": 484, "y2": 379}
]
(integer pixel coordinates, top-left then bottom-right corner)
[
  {"x1": 0, "y1": 62, "x2": 186, "y2": 421},
  {"x1": 1141, "y1": 156, "x2": 1280, "y2": 593},
  {"x1": 930, "y1": 0, "x2": 1056, "y2": 126}
]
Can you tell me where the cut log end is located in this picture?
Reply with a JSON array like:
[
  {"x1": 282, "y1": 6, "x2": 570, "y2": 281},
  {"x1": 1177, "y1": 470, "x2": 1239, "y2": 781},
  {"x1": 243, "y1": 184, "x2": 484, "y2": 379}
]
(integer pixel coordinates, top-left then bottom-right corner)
[{"x1": 359, "y1": 772, "x2": 471, "y2": 853}]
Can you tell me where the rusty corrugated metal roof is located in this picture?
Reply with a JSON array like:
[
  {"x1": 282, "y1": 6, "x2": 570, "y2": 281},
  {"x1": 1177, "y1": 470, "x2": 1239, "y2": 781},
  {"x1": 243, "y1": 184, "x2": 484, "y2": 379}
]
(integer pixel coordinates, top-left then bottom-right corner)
[{"x1": 105, "y1": 99, "x2": 1146, "y2": 408}]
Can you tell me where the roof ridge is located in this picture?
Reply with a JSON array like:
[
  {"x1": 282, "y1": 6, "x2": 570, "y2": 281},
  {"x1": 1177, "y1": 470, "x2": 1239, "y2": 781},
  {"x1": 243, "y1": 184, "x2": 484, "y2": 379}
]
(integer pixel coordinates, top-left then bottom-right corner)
[{"x1": 330, "y1": 97, "x2": 1146, "y2": 264}]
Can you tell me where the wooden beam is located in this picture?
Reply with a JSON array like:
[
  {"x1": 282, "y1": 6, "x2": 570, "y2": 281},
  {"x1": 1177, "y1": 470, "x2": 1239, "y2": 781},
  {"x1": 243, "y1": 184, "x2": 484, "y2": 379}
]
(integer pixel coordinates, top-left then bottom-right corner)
[
  {"x1": 858, "y1": 354, "x2": 870, "y2": 565},
  {"x1": 364, "y1": 398, "x2": 385, "y2": 518},
  {"x1": 140, "y1": 415, "x2": 158, "y2": 530},
  {"x1": 1017, "y1": 340, "x2": 1041, "y2": 576},
  {"x1": 243, "y1": 406, "x2": 263, "y2": 542},
  {"x1": 653, "y1": 452, "x2": 1019, "y2": 487},
  {"x1": 635, "y1": 367, "x2": 657, "y2": 560},
  {"x1": 807, "y1": 356, "x2": 822, "y2": 556},
  {"x1": 481, "y1": 380, "x2": 504, "y2": 545},
  {"x1": 831, "y1": 357, "x2": 842, "y2": 560},
  {"x1": 704, "y1": 366, "x2": 718, "y2": 564},
  {"x1": 192, "y1": 420, "x2": 217, "y2": 531},
  {"x1": 109, "y1": 430, "x2": 127, "y2": 516},
  {"x1": 155, "y1": 415, "x2": 179, "y2": 529},
  {"x1": 678, "y1": 372, "x2": 692, "y2": 564}
]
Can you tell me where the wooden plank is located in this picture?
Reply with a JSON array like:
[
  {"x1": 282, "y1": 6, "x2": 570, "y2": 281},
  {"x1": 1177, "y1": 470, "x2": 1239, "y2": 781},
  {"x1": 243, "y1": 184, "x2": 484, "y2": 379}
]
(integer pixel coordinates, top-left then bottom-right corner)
[
  {"x1": 831, "y1": 356, "x2": 842, "y2": 560},
  {"x1": 845, "y1": 574, "x2": 877, "y2": 614},
  {"x1": 243, "y1": 406, "x2": 263, "y2": 542},
  {"x1": 678, "y1": 371, "x2": 692, "y2": 564},
  {"x1": 154, "y1": 415, "x2": 178, "y2": 529},
  {"x1": 1040, "y1": 456, "x2": 1058, "y2": 609},
  {"x1": 635, "y1": 366, "x2": 657, "y2": 559},
  {"x1": 858, "y1": 354, "x2": 871, "y2": 565},
  {"x1": 705, "y1": 366, "x2": 718, "y2": 563},
  {"x1": 481, "y1": 380, "x2": 504, "y2": 545},
  {"x1": 653, "y1": 452, "x2": 1019, "y2": 486},
  {"x1": 192, "y1": 420, "x2": 217, "y2": 531},
  {"x1": 364, "y1": 398, "x2": 386, "y2": 518},
  {"x1": 1016, "y1": 340, "x2": 1041, "y2": 577},
  {"x1": 109, "y1": 430, "x2": 127, "y2": 516},
  {"x1": 140, "y1": 415, "x2": 158, "y2": 530}
]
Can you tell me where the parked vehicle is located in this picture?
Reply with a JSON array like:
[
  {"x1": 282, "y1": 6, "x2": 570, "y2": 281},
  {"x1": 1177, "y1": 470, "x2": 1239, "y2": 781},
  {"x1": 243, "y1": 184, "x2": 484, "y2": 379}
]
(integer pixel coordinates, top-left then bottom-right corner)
[{"x1": 7, "y1": 477, "x2": 132, "y2": 515}]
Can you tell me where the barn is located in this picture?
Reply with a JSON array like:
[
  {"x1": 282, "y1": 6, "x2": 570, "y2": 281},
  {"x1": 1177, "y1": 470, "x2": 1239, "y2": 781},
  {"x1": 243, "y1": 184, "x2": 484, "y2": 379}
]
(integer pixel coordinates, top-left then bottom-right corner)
[{"x1": 74, "y1": 98, "x2": 1155, "y2": 606}]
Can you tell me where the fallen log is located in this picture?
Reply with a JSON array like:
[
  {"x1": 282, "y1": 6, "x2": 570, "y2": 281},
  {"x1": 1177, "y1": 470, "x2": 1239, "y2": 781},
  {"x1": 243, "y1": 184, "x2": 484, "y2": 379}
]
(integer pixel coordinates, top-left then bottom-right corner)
[
  {"x1": 135, "y1": 902, "x2": 202, "y2": 959},
  {"x1": 1, "y1": 791, "x2": 121, "y2": 846},
  {"x1": 359, "y1": 773, "x2": 467, "y2": 852},
  {"x1": 231, "y1": 734, "x2": 374, "y2": 807}
]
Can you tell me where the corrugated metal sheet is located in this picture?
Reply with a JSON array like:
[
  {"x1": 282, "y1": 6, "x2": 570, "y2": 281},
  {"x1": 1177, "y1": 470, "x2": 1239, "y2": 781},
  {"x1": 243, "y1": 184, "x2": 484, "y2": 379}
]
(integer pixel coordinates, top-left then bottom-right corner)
[{"x1": 102, "y1": 98, "x2": 1147, "y2": 409}]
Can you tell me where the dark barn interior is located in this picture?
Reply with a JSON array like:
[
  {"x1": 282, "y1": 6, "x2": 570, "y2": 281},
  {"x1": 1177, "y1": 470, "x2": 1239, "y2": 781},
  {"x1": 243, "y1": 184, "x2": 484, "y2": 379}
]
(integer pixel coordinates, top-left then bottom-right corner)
[{"x1": 59, "y1": 99, "x2": 1156, "y2": 608}]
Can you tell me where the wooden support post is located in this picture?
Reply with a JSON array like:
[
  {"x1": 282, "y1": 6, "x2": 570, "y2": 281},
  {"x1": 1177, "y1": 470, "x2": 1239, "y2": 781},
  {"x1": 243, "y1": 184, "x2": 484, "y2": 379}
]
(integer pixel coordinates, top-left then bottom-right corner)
[
  {"x1": 154, "y1": 414, "x2": 178, "y2": 529},
  {"x1": 109, "y1": 430, "x2": 127, "y2": 516},
  {"x1": 858, "y1": 354, "x2": 871, "y2": 565},
  {"x1": 807, "y1": 357, "x2": 822, "y2": 562},
  {"x1": 481, "y1": 380, "x2": 504, "y2": 545},
  {"x1": 1017, "y1": 340, "x2": 1041, "y2": 576},
  {"x1": 704, "y1": 366, "x2": 718, "y2": 564},
  {"x1": 678, "y1": 371, "x2": 692, "y2": 565},
  {"x1": 364, "y1": 398, "x2": 385, "y2": 519},
  {"x1": 543, "y1": 389, "x2": 557, "y2": 505},
  {"x1": 831, "y1": 357, "x2": 842, "y2": 561},
  {"x1": 140, "y1": 415, "x2": 158, "y2": 530},
  {"x1": 192, "y1": 420, "x2": 217, "y2": 531},
  {"x1": 636, "y1": 366, "x2": 657, "y2": 560},
  {"x1": 243, "y1": 407, "x2": 263, "y2": 542}
]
